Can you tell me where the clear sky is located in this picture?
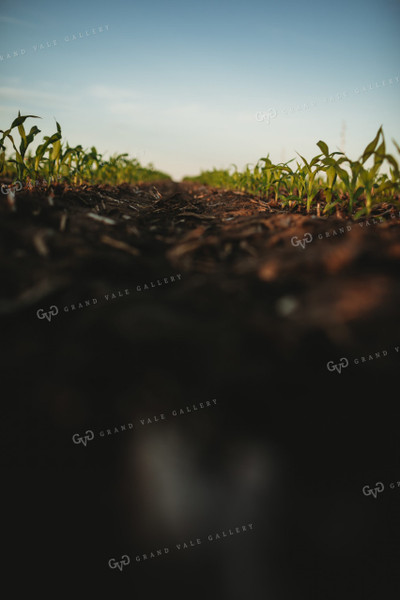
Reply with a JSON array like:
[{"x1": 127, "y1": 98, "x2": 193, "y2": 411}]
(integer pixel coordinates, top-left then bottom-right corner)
[{"x1": 0, "y1": 0, "x2": 399, "y2": 180}]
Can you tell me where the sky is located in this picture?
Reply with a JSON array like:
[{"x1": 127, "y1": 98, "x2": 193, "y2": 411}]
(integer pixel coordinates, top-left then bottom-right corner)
[{"x1": 0, "y1": 0, "x2": 399, "y2": 180}]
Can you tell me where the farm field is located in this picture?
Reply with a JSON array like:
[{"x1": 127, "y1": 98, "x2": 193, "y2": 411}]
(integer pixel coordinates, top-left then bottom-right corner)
[
  {"x1": 2, "y1": 207, "x2": 400, "y2": 594},
  {"x1": 2, "y1": 110, "x2": 400, "y2": 596},
  {"x1": 2, "y1": 171, "x2": 400, "y2": 372},
  {"x1": 1, "y1": 115, "x2": 399, "y2": 354},
  {"x1": 2, "y1": 1, "x2": 400, "y2": 597}
]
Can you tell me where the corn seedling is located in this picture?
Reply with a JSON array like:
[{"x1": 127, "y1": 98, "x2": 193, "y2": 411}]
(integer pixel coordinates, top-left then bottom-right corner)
[
  {"x1": 0, "y1": 112, "x2": 41, "y2": 182},
  {"x1": 185, "y1": 127, "x2": 399, "y2": 217},
  {"x1": 0, "y1": 112, "x2": 171, "y2": 190}
]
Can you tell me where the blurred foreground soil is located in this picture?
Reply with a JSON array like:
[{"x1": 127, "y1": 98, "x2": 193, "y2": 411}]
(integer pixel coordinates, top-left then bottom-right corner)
[{"x1": 1, "y1": 181, "x2": 399, "y2": 599}]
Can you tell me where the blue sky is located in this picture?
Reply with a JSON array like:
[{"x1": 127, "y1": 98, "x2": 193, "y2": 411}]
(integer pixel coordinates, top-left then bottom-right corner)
[{"x1": 0, "y1": 0, "x2": 399, "y2": 179}]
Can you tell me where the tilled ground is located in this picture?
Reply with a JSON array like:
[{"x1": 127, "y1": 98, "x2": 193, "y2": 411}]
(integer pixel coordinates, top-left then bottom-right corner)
[
  {"x1": 1, "y1": 179, "x2": 400, "y2": 364},
  {"x1": 2, "y1": 180, "x2": 400, "y2": 598}
]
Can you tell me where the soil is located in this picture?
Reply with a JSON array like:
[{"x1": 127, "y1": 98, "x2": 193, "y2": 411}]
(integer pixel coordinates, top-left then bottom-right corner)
[
  {"x1": 2, "y1": 180, "x2": 400, "y2": 598},
  {"x1": 1, "y1": 179, "x2": 400, "y2": 361}
]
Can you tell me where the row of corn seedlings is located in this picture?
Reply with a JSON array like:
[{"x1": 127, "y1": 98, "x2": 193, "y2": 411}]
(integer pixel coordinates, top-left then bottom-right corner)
[
  {"x1": 184, "y1": 127, "x2": 400, "y2": 217},
  {"x1": 0, "y1": 112, "x2": 171, "y2": 188}
]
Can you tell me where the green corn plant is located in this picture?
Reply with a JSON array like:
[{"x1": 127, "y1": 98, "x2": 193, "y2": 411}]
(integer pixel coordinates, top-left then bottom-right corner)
[
  {"x1": 184, "y1": 128, "x2": 399, "y2": 215},
  {"x1": 271, "y1": 160, "x2": 295, "y2": 203},
  {"x1": 323, "y1": 165, "x2": 337, "y2": 213},
  {"x1": 229, "y1": 164, "x2": 241, "y2": 190},
  {"x1": 251, "y1": 162, "x2": 262, "y2": 197},
  {"x1": 241, "y1": 163, "x2": 255, "y2": 192},
  {"x1": 47, "y1": 125, "x2": 62, "y2": 181},
  {"x1": 278, "y1": 163, "x2": 298, "y2": 208},
  {"x1": 4, "y1": 113, "x2": 394, "y2": 204},
  {"x1": 258, "y1": 155, "x2": 275, "y2": 199},
  {"x1": 295, "y1": 152, "x2": 324, "y2": 213},
  {"x1": 33, "y1": 120, "x2": 62, "y2": 180},
  {"x1": 281, "y1": 162, "x2": 305, "y2": 208},
  {"x1": 333, "y1": 159, "x2": 364, "y2": 213},
  {"x1": 315, "y1": 140, "x2": 345, "y2": 212},
  {"x1": 59, "y1": 144, "x2": 80, "y2": 181},
  {"x1": 373, "y1": 136, "x2": 400, "y2": 197},
  {"x1": 0, "y1": 112, "x2": 41, "y2": 181},
  {"x1": 355, "y1": 126, "x2": 386, "y2": 215},
  {"x1": 1, "y1": 113, "x2": 172, "y2": 188},
  {"x1": 72, "y1": 146, "x2": 87, "y2": 184}
]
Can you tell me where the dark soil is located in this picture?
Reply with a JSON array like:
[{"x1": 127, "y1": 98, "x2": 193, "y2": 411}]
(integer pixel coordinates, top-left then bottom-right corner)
[{"x1": 2, "y1": 180, "x2": 400, "y2": 599}]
